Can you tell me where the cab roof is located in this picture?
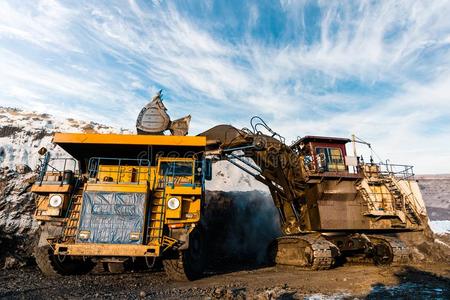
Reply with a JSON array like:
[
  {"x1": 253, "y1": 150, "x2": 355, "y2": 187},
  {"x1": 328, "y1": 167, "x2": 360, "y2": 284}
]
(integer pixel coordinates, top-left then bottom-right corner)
[
  {"x1": 53, "y1": 133, "x2": 206, "y2": 162},
  {"x1": 293, "y1": 135, "x2": 351, "y2": 147}
]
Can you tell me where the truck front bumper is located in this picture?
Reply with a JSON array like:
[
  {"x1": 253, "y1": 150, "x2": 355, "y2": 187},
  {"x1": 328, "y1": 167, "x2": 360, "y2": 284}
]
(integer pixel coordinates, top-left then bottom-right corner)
[{"x1": 54, "y1": 243, "x2": 161, "y2": 257}]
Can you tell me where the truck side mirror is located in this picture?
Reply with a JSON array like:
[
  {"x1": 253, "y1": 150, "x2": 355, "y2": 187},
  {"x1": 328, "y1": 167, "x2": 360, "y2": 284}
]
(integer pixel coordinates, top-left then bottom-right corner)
[{"x1": 204, "y1": 159, "x2": 212, "y2": 181}]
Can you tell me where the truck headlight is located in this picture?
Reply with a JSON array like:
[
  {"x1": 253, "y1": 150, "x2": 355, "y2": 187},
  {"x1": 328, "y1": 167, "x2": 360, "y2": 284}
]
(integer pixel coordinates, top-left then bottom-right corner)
[
  {"x1": 130, "y1": 232, "x2": 141, "y2": 241},
  {"x1": 78, "y1": 230, "x2": 90, "y2": 240},
  {"x1": 49, "y1": 194, "x2": 63, "y2": 208},
  {"x1": 167, "y1": 197, "x2": 180, "y2": 210}
]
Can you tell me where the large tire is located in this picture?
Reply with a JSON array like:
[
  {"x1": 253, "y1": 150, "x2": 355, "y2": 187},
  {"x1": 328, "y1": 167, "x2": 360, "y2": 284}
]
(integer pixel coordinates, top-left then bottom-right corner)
[
  {"x1": 34, "y1": 246, "x2": 95, "y2": 276},
  {"x1": 163, "y1": 227, "x2": 206, "y2": 281}
]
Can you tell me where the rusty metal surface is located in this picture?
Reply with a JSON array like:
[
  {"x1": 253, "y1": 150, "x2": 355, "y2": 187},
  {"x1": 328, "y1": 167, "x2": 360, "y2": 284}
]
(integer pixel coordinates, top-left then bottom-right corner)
[
  {"x1": 272, "y1": 234, "x2": 339, "y2": 270},
  {"x1": 136, "y1": 91, "x2": 170, "y2": 134}
]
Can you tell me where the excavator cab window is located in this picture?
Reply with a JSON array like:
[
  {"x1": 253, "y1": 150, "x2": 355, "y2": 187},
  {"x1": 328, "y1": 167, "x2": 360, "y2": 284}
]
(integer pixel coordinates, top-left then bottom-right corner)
[{"x1": 315, "y1": 147, "x2": 346, "y2": 172}]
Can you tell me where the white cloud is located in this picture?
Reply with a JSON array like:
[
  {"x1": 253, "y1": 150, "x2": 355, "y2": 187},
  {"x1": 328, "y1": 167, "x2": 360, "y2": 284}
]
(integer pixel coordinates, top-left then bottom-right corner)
[{"x1": 0, "y1": 0, "x2": 449, "y2": 173}]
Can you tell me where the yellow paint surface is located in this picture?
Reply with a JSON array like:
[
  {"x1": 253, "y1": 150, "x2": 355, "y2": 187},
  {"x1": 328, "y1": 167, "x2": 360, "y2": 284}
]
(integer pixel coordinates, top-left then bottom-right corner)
[{"x1": 53, "y1": 133, "x2": 206, "y2": 147}]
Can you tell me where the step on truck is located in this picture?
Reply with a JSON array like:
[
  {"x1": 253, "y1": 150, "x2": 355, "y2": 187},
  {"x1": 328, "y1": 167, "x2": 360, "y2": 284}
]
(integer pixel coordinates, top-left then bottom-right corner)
[{"x1": 32, "y1": 132, "x2": 211, "y2": 281}]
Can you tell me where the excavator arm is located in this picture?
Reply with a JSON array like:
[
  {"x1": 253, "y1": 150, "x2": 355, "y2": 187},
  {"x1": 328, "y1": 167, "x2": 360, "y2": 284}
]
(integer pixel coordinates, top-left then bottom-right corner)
[{"x1": 198, "y1": 118, "x2": 308, "y2": 234}]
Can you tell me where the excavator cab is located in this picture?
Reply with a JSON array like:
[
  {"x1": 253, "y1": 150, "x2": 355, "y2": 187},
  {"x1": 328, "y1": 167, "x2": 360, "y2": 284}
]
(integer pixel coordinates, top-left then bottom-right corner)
[{"x1": 293, "y1": 136, "x2": 352, "y2": 175}]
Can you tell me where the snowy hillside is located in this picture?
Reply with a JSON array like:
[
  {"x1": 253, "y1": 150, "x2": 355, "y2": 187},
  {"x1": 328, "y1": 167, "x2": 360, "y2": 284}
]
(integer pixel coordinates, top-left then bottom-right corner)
[{"x1": 0, "y1": 107, "x2": 132, "y2": 171}]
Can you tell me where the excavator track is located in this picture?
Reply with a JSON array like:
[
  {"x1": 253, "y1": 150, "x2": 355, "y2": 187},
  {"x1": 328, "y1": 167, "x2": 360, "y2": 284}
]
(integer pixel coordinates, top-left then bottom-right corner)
[
  {"x1": 270, "y1": 234, "x2": 339, "y2": 270},
  {"x1": 367, "y1": 235, "x2": 411, "y2": 266}
]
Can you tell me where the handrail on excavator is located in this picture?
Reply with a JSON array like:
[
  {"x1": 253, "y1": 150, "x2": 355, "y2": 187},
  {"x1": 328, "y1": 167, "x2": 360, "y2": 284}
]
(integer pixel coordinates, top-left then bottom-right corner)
[{"x1": 249, "y1": 116, "x2": 285, "y2": 144}]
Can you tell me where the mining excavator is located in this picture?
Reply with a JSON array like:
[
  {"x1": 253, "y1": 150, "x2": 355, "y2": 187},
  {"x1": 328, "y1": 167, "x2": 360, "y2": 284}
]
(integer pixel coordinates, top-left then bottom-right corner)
[{"x1": 199, "y1": 117, "x2": 427, "y2": 269}]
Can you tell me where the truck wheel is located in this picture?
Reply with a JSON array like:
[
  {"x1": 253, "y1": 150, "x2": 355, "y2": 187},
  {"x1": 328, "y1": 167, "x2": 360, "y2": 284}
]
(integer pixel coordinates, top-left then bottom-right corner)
[
  {"x1": 34, "y1": 246, "x2": 95, "y2": 276},
  {"x1": 163, "y1": 227, "x2": 206, "y2": 281}
]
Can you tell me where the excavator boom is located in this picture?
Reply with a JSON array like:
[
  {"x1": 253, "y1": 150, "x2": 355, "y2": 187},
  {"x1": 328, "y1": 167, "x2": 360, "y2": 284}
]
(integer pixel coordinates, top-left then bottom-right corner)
[{"x1": 199, "y1": 122, "x2": 308, "y2": 235}]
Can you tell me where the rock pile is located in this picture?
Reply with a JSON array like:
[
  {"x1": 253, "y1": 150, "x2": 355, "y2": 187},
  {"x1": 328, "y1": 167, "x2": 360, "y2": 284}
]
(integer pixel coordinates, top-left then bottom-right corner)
[{"x1": 0, "y1": 166, "x2": 39, "y2": 269}]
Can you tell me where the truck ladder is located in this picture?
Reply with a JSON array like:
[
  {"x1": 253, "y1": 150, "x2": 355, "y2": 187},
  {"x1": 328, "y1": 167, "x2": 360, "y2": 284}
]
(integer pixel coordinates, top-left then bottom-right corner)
[
  {"x1": 146, "y1": 187, "x2": 167, "y2": 245},
  {"x1": 62, "y1": 192, "x2": 83, "y2": 242}
]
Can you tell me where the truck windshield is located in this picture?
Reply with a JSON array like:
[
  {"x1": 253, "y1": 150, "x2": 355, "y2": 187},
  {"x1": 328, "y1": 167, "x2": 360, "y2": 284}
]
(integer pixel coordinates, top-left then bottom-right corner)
[{"x1": 159, "y1": 161, "x2": 193, "y2": 176}]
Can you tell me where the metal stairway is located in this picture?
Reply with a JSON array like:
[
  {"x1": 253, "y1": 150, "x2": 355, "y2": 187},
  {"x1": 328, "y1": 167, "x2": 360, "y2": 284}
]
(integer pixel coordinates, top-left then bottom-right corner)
[
  {"x1": 404, "y1": 200, "x2": 422, "y2": 224},
  {"x1": 146, "y1": 188, "x2": 166, "y2": 245},
  {"x1": 384, "y1": 176, "x2": 422, "y2": 225},
  {"x1": 62, "y1": 192, "x2": 83, "y2": 242},
  {"x1": 384, "y1": 179, "x2": 404, "y2": 211},
  {"x1": 356, "y1": 180, "x2": 377, "y2": 212}
]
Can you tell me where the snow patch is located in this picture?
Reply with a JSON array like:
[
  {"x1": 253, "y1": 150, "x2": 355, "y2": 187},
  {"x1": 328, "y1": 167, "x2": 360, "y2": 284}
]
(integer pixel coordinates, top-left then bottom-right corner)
[{"x1": 429, "y1": 220, "x2": 450, "y2": 234}]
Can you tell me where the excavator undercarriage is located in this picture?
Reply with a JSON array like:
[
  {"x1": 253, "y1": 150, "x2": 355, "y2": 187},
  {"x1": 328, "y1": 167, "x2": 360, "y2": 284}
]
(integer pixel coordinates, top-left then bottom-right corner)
[{"x1": 199, "y1": 117, "x2": 427, "y2": 270}]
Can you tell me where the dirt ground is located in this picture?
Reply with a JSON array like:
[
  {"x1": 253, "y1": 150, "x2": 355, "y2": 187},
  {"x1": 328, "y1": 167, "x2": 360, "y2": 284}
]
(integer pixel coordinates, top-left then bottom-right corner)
[
  {"x1": 0, "y1": 262, "x2": 449, "y2": 299},
  {"x1": 1, "y1": 183, "x2": 449, "y2": 299}
]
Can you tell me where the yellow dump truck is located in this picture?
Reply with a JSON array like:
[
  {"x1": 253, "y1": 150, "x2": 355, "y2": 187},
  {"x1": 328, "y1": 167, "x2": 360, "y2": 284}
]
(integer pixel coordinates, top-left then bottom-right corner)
[{"x1": 32, "y1": 132, "x2": 211, "y2": 280}]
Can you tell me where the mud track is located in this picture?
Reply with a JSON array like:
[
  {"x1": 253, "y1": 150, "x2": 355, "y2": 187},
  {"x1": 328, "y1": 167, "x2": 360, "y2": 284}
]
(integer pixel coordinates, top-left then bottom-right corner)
[{"x1": 1, "y1": 262, "x2": 449, "y2": 299}]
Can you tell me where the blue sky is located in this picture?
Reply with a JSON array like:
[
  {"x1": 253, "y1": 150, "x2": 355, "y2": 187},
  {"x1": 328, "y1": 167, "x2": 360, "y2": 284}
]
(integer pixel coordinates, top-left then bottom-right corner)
[{"x1": 0, "y1": 0, "x2": 450, "y2": 173}]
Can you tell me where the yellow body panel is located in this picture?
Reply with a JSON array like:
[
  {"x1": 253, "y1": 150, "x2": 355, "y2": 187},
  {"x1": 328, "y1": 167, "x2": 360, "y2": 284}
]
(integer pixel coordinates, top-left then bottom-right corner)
[
  {"x1": 97, "y1": 165, "x2": 154, "y2": 184},
  {"x1": 84, "y1": 183, "x2": 148, "y2": 193},
  {"x1": 165, "y1": 186, "x2": 202, "y2": 195},
  {"x1": 31, "y1": 184, "x2": 72, "y2": 193},
  {"x1": 53, "y1": 132, "x2": 207, "y2": 147},
  {"x1": 177, "y1": 197, "x2": 201, "y2": 223},
  {"x1": 37, "y1": 155, "x2": 204, "y2": 258},
  {"x1": 165, "y1": 191, "x2": 201, "y2": 221}
]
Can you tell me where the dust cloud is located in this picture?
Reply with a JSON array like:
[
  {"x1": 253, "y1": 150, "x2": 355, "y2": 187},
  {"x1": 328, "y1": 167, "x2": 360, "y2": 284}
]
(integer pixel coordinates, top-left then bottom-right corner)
[{"x1": 204, "y1": 190, "x2": 281, "y2": 268}]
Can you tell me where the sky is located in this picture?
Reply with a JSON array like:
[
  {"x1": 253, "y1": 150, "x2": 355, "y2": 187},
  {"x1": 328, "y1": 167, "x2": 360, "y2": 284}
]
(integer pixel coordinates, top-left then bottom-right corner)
[{"x1": 0, "y1": 0, "x2": 449, "y2": 174}]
